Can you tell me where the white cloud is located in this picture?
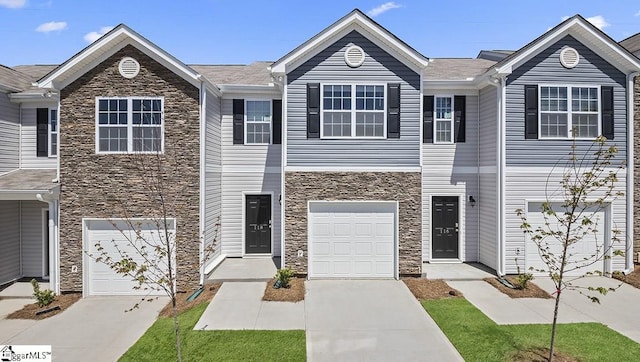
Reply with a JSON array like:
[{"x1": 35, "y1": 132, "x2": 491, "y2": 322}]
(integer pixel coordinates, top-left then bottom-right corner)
[
  {"x1": 366, "y1": 2, "x2": 402, "y2": 17},
  {"x1": 83, "y1": 26, "x2": 114, "y2": 43},
  {"x1": 635, "y1": 10, "x2": 640, "y2": 17},
  {"x1": 585, "y1": 15, "x2": 609, "y2": 30},
  {"x1": 0, "y1": 0, "x2": 26, "y2": 8},
  {"x1": 35, "y1": 21, "x2": 67, "y2": 33}
]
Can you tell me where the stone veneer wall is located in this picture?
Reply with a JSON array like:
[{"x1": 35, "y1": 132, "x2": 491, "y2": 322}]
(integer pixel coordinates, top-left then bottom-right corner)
[
  {"x1": 59, "y1": 45, "x2": 200, "y2": 292},
  {"x1": 635, "y1": 76, "x2": 640, "y2": 262},
  {"x1": 284, "y1": 172, "x2": 422, "y2": 276}
]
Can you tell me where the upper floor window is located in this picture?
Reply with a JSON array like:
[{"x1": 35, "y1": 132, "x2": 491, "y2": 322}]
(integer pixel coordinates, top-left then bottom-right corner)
[
  {"x1": 246, "y1": 100, "x2": 272, "y2": 144},
  {"x1": 434, "y1": 96, "x2": 453, "y2": 143},
  {"x1": 49, "y1": 109, "x2": 58, "y2": 156},
  {"x1": 321, "y1": 84, "x2": 385, "y2": 138},
  {"x1": 539, "y1": 86, "x2": 599, "y2": 139},
  {"x1": 36, "y1": 108, "x2": 57, "y2": 157},
  {"x1": 96, "y1": 97, "x2": 163, "y2": 153}
]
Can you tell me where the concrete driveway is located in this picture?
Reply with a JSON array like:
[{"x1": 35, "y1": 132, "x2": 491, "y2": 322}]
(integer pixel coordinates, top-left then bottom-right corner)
[
  {"x1": 0, "y1": 296, "x2": 165, "y2": 361},
  {"x1": 305, "y1": 280, "x2": 463, "y2": 361}
]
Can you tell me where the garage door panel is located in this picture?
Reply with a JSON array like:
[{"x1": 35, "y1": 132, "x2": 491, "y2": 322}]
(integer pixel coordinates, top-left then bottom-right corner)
[
  {"x1": 334, "y1": 242, "x2": 350, "y2": 255},
  {"x1": 355, "y1": 242, "x2": 371, "y2": 255},
  {"x1": 355, "y1": 223, "x2": 372, "y2": 236}
]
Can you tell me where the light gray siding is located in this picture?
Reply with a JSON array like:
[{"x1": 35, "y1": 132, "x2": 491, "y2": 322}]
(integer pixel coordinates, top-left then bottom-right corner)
[
  {"x1": 20, "y1": 106, "x2": 57, "y2": 169},
  {"x1": 0, "y1": 201, "x2": 21, "y2": 284},
  {"x1": 0, "y1": 93, "x2": 20, "y2": 174},
  {"x1": 220, "y1": 97, "x2": 282, "y2": 257},
  {"x1": 505, "y1": 35, "x2": 627, "y2": 166},
  {"x1": 204, "y1": 90, "x2": 222, "y2": 268},
  {"x1": 20, "y1": 200, "x2": 47, "y2": 277},
  {"x1": 286, "y1": 31, "x2": 421, "y2": 167},
  {"x1": 422, "y1": 94, "x2": 479, "y2": 261},
  {"x1": 478, "y1": 85, "x2": 498, "y2": 270}
]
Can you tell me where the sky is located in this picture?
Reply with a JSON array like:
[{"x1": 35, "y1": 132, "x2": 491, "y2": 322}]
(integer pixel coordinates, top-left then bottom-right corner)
[{"x1": 1, "y1": 0, "x2": 639, "y2": 67}]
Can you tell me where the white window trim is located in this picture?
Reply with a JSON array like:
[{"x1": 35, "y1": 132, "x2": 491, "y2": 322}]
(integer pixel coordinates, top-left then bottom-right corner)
[
  {"x1": 433, "y1": 95, "x2": 454, "y2": 144},
  {"x1": 94, "y1": 97, "x2": 165, "y2": 154},
  {"x1": 320, "y1": 83, "x2": 387, "y2": 139},
  {"x1": 48, "y1": 108, "x2": 58, "y2": 157},
  {"x1": 244, "y1": 99, "x2": 273, "y2": 145},
  {"x1": 538, "y1": 84, "x2": 601, "y2": 140}
]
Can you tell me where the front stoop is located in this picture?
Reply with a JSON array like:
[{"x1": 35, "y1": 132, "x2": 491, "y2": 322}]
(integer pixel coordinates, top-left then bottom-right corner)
[{"x1": 206, "y1": 257, "x2": 280, "y2": 283}]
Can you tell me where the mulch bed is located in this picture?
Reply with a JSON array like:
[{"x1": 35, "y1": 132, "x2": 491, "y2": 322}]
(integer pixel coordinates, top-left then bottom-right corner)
[
  {"x1": 613, "y1": 264, "x2": 640, "y2": 289},
  {"x1": 509, "y1": 347, "x2": 579, "y2": 362},
  {"x1": 262, "y1": 278, "x2": 305, "y2": 302},
  {"x1": 402, "y1": 278, "x2": 463, "y2": 300},
  {"x1": 484, "y1": 277, "x2": 552, "y2": 299},
  {"x1": 7, "y1": 293, "x2": 82, "y2": 320},
  {"x1": 159, "y1": 282, "x2": 222, "y2": 318}
]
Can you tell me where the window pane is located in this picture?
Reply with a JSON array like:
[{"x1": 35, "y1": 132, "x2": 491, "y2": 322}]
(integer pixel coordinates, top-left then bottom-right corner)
[
  {"x1": 355, "y1": 85, "x2": 384, "y2": 111},
  {"x1": 246, "y1": 100, "x2": 271, "y2": 144},
  {"x1": 572, "y1": 114, "x2": 598, "y2": 138},
  {"x1": 132, "y1": 100, "x2": 141, "y2": 111},
  {"x1": 540, "y1": 114, "x2": 568, "y2": 137},
  {"x1": 540, "y1": 87, "x2": 567, "y2": 112},
  {"x1": 571, "y1": 87, "x2": 598, "y2": 112},
  {"x1": 435, "y1": 97, "x2": 452, "y2": 119},
  {"x1": 355, "y1": 112, "x2": 384, "y2": 137},
  {"x1": 323, "y1": 112, "x2": 351, "y2": 137},
  {"x1": 324, "y1": 85, "x2": 351, "y2": 111},
  {"x1": 99, "y1": 100, "x2": 108, "y2": 111},
  {"x1": 435, "y1": 120, "x2": 452, "y2": 142}
]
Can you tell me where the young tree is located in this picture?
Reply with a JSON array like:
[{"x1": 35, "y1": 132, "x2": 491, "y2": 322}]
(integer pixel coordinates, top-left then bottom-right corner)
[
  {"x1": 516, "y1": 135, "x2": 625, "y2": 361},
  {"x1": 89, "y1": 148, "x2": 217, "y2": 362}
]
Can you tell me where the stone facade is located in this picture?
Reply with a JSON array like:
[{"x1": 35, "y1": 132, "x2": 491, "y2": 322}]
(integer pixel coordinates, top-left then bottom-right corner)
[
  {"x1": 635, "y1": 76, "x2": 640, "y2": 262},
  {"x1": 59, "y1": 45, "x2": 200, "y2": 292},
  {"x1": 284, "y1": 171, "x2": 422, "y2": 276}
]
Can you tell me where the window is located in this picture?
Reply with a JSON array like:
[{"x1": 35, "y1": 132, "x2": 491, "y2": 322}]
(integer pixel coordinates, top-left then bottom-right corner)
[
  {"x1": 245, "y1": 100, "x2": 271, "y2": 144},
  {"x1": 96, "y1": 97, "x2": 163, "y2": 153},
  {"x1": 434, "y1": 96, "x2": 453, "y2": 143},
  {"x1": 49, "y1": 109, "x2": 58, "y2": 156},
  {"x1": 321, "y1": 84, "x2": 385, "y2": 138},
  {"x1": 539, "y1": 86, "x2": 599, "y2": 138}
]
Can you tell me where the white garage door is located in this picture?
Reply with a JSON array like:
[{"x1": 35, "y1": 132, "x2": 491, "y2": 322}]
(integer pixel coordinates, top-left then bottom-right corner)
[
  {"x1": 85, "y1": 219, "x2": 175, "y2": 296},
  {"x1": 308, "y1": 202, "x2": 396, "y2": 279},
  {"x1": 525, "y1": 202, "x2": 606, "y2": 276}
]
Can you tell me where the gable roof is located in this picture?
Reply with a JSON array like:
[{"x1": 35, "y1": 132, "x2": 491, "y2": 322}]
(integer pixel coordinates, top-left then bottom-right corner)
[
  {"x1": 620, "y1": 33, "x2": 640, "y2": 55},
  {"x1": 271, "y1": 9, "x2": 428, "y2": 74},
  {"x1": 37, "y1": 24, "x2": 212, "y2": 91},
  {"x1": 489, "y1": 15, "x2": 640, "y2": 76},
  {"x1": 0, "y1": 65, "x2": 34, "y2": 92}
]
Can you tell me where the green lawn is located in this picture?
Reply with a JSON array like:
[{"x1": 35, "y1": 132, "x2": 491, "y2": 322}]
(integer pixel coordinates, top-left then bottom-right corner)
[
  {"x1": 119, "y1": 302, "x2": 306, "y2": 362},
  {"x1": 423, "y1": 298, "x2": 640, "y2": 362}
]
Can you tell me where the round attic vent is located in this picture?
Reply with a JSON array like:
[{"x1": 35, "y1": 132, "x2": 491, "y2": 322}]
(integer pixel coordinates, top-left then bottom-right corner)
[
  {"x1": 119, "y1": 57, "x2": 140, "y2": 78},
  {"x1": 560, "y1": 47, "x2": 579, "y2": 69},
  {"x1": 344, "y1": 45, "x2": 365, "y2": 67}
]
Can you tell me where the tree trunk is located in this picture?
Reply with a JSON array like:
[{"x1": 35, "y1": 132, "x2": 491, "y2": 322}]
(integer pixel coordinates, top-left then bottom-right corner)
[
  {"x1": 549, "y1": 289, "x2": 561, "y2": 362},
  {"x1": 172, "y1": 295, "x2": 182, "y2": 362}
]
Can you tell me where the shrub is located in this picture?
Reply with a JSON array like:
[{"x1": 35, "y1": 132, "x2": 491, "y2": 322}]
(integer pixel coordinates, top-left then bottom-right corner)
[
  {"x1": 513, "y1": 272, "x2": 534, "y2": 290},
  {"x1": 31, "y1": 279, "x2": 56, "y2": 307},
  {"x1": 274, "y1": 267, "x2": 294, "y2": 288}
]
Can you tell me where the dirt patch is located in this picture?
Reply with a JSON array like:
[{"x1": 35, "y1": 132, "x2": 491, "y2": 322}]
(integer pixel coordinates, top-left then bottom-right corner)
[
  {"x1": 613, "y1": 264, "x2": 640, "y2": 289},
  {"x1": 485, "y1": 277, "x2": 552, "y2": 299},
  {"x1": 262, "y1": 278, "x2": 305, "y2": 302},
  {"x1": 509, "y1": 347, "x2": 579, "y2": 362},
  {"x1": 402, "y1": 278, "x2": 462, "y2": 300},
  {"x1": 159, "y1": 282, "x2": 222, "y2": 318},
  {"x1": 6, "y1": 293, "x2": 81, "y2": 320}
]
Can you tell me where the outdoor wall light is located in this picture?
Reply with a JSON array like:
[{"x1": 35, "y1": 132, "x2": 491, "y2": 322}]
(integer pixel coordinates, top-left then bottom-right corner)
[{"x1": 469, "y1": 195, "x2": 476, "y2": 207}]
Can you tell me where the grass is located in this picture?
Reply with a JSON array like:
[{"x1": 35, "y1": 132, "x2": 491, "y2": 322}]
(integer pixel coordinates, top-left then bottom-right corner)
[
  {"x1": 120, "y1": 302, "x2": 306, "y2": 362},
  {"x1": 423, "y1": 298, "x2": 640, "y2": 362}
]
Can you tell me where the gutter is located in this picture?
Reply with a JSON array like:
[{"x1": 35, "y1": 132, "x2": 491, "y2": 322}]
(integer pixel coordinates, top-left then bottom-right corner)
[{"x1": 625, "y1": 72, "x2": 639, "y2": 274}]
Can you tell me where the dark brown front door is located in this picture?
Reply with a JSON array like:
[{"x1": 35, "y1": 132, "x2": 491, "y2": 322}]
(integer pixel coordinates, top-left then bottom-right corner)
[
  {"x1": 432, "y1": 196, "x2": 459, "y2": 258},
  {"x1": 245, "y1": 195, "x2": 272, "y2": 254}
]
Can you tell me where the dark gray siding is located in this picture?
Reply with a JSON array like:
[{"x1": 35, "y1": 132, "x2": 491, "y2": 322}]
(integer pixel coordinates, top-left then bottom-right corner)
[
  {"x1": 286, "y1": 31, "x2": 421, "y2": 167},
  {"x1": 0, "y1": 93, "x2": 19, "y2": 173},
  {"x1": 505, "y1": 35, "x2": 627, "y2": 166}
]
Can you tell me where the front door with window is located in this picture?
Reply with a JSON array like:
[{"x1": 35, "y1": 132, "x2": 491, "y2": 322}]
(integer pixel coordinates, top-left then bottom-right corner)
[
  {"x1": 245, "y1": 195, "x2": 272, "y2": 254},
  {"x1": 432, "y1": 196, "x2": 459, "y2": 259}
]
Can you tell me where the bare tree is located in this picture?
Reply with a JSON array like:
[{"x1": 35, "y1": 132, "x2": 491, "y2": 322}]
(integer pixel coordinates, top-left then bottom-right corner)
[{"x1": 516, "y1": 135, "x2": 626, "y2": 361}]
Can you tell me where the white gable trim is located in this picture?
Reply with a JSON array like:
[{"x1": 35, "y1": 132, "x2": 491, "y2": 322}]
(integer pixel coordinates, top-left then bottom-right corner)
[
  {"x1": 38, "y1": 25, "x2": 203, "y2": 90},
  {"x1": 271, "y1": 10, "x2": 428, "y2": 74},
  {"x1": 492, "y1": 17, "x2": 640, "y2": 76}
]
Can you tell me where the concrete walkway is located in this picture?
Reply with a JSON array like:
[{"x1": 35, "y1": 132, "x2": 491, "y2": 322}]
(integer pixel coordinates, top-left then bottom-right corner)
[
  {"x1": 0, "y1": 296, "x2": 165, "y2": 362},
  {"x1": 207, "y1": 257, "x2": 278, "y2": 282}
]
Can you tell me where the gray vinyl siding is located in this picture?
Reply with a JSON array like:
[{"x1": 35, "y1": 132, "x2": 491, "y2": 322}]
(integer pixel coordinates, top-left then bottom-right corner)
[
  {"x1": 505, "y1": 35, "x2": 627, "y2": 166},
  {"x1": 204, "y1": 90, "x2": 222, "y2": 267},
  {"x1": 0, "y1": 93, "x2": 20, "y2": 174},
  {"x1": 504, "y1": 169, "x2": 627, "y2": 274},
  {"x1": 0, "y1": 201, "x2": 21, "y2": 284},
  {"x1": 478, "y1": 85, "x2": 498, "y2": 270},
  {"x1": 422, "y1": 94, "x2": 479, "y2": 261},
  {"x1": 20, "y1": 200, "x2": 46, "y2": 277},
  {"x1": 20, "y1": 106, "x2": 57, "y2": 169},
  {"x1": 286, "y1": 31, "x2": 421, "y2": 167}
]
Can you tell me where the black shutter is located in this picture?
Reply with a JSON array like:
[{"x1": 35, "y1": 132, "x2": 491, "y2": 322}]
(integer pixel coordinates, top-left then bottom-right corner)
[
  {"x1": 423, "y1": 96, "x2": 434, "y2": 143},
  {"x1": 454, "y1": 95, "x2": 466, "y2": 143},
  {"x1": 387, "y1": 83, "x2": 401, "y2": 138},
  {"x1": 232, "y1": 99, "x2": 244, "y2": 144},
  {"x1": 307, "y1": 83, "x2": 320, "y2": 138},
  {"x1": 272, "y1": 99, "x2": 282, "y2": 144},
  {"x1": 601, "y1": 86, "x2": 614, "y2": 140},
  {"x1": 36, "y1": 108, "x2": 48, "y2": 157},
  {"x1": 524, "y1": 85, "x2": 538, "y2": 139}
]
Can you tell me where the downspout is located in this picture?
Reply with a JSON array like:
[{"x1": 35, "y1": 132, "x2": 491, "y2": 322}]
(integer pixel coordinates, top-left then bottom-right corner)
[
  {"x1": 476, "y1": 87, "x2": 481, "y2": 263},
  {"x1": 499, "y1": 75, "x2": 507, "y2": 276},
  {"x1": 36, "y1": 192, "x2": 59, "y2": 294},
  {"x1": 625, "y1": 72, "x2": 638, "y2": 274},
  {"x1": 198, "y1": 77, "x2": 206, "y2": 285},
  {"x1": 280, "y1": 74, "x2": 287, "y2": 270}
]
